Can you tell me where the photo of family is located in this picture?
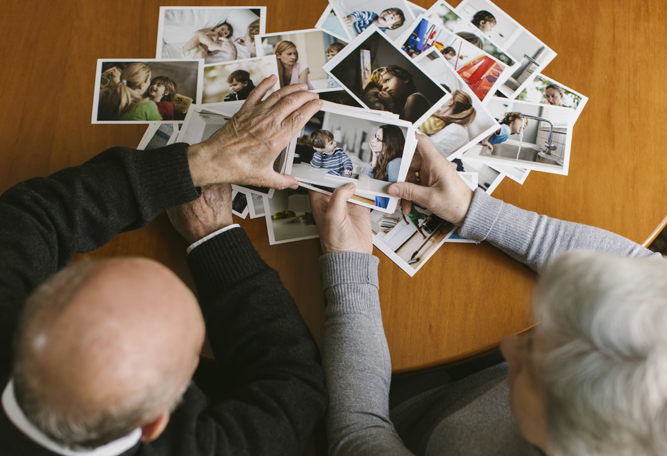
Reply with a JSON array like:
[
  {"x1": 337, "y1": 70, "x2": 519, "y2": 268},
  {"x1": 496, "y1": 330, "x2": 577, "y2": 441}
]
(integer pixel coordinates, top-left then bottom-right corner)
[
  {"x1": 400, "y1": 17, "x2": 509, "y2": 102},
  {"x1": 288, "y1": 102, "x2": 414, "y2": 213},
  {"x1": 201, "y1": 55, "x2": 279, "y2": 103},
  {"x1": 325, "y1": 27, "x2": 447, "y2": 124},
  {"x1": 156, "y1": 7, "x2": 266, "y2": 64},
  {"x1": 371, "y1": 204, "x2": 456, "y2": 276},
  {"x1": 423, "y1": 0, "x2": 515, "y2": 65},
  {"x1": 138, "y1": 123, "x2": 180, "y2": 150},
  {"x1": 92, "y1": 60, "x2": 201, "y2": 124},
  {"x1": 231, "y1": 190, "x2": 249, "y2": 218},
  {"x1": 516, "y1": 74, "x2": 588, "y2": 122},
  {"x1": 256, "y1": 29, "x2": 347, "y2": 91},
  {"x1": 455, "y1": 0, "x2": 557, "y2": 97},
  {"x1": 330, "y1": 0, "x2": 416, "y2": 42},
  {"x1": 462, "y1": 98, "x2": 575, "y2": 175},
  {"x1": 264, "y1": 187, "x2": 319, "y2": 245},
  {"x1": 414, "y1": 49, "x2": 500, "y2": 158}
]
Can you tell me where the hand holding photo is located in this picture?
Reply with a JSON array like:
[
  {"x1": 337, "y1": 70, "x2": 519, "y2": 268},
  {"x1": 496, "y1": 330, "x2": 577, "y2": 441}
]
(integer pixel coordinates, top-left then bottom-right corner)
[
  {"x1": 330, "y1": 0, "x2": 416, "y2": 42},
  {"x1": 200, "y1": 55, "x2": 279, "y2": 103}
]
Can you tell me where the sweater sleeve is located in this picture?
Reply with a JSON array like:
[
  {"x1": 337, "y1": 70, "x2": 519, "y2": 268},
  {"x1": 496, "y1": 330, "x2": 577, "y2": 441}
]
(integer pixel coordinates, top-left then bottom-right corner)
[
  {"x1": 310, "y1": 150, "x2": 323, "y2": 168},
  {"x1": 183, "y1": 229, "x2": 328, "y2": 456},
  {"x1": 321, "y1": 252, "x2": 415, "y2": 456},
  {"x1": 342, "y1": 153, "x2": 354, "y2": 172},
  {"x1": 0, "y1": 143, "x2": 200, "y2": 383},
  {"x1": 459, "y1": 189, "x2": 661, "y2": 272}
]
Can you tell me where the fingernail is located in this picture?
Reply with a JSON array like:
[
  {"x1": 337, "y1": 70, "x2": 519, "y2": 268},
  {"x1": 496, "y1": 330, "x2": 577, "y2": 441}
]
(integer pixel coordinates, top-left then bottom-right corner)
[{"x1": 388, "y1": 186, "x2": 399, "y2": 196}]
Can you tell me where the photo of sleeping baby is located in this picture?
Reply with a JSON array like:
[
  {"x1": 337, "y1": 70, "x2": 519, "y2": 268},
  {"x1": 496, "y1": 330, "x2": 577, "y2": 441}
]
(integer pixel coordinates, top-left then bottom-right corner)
[
  {"x1": 462, "y1": 98, "x2": 576, "y2": 175},
  {"x1": 330, "y1": 0, "x2": 416, "y2": 42},
  {"x1": 157, "y1": 7, "x2": 265, "y2": 64},
  {"x1": 455, "y1": 0, "x2": 557, "y2": 97},
  {"x1": 325, "y1": 28, "x2": 447, "y2": 123},
  {"x1": 201, "y1": 55, "x2": 279, "y2": 103},
  {"x1": 371, "y1": 204, "x2": 456, "y2": 276},
  {"x1": 516, "y1": 74, "x2": 588, "y2": 122},
  {"x1": 415, "y1": 49, "x2": 499, "y2": 159},
  {"x1": 288, "y1": 103, "x2": 414, "y2": 213},
  {"x1": 401, "y1": 18, "x2": 508, "y2": 102},
  {"x1": 256, "y1": 29, "x2": 347, "y2": 91},
  {"x1": 264, "y1": 187, "x2": 319, "y2": 245},
  {"x1": 93, "y1": 60, "x2": 201, "y2": 123}
]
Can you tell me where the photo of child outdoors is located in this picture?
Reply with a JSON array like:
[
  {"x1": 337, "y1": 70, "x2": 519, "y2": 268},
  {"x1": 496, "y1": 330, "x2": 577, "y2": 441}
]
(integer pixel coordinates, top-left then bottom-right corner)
[
  {"x1": 257, "y1": 29, "x2": 346, "y2": 91},
  {"x1": 200, "y1": 55, "x2": 279, "y2": 103},
  {"x1": 516, "y1": 74, "x2": 588, "y2": 121},
  {"x1": 325, "y1": 28, "x2": 447, "y2": 123},
  {"x1": 157, "y1": 7, "x2": 265, "y2": 64},
  {"x1": 288, "y1": 103, "x2": 414, "y2": 212},
  {"x1": 94, "y1": 60, "x2": 201, "y2": 123},
  {"x1": 330, "y1": 0, "x2": 416, "y2": 42}
]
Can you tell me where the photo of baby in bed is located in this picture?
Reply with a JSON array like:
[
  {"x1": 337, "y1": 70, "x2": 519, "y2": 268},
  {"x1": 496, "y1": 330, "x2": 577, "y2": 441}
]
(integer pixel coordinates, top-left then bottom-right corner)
[{"x1": 157, "y1": 7, "x2": 266, "y2": 65}]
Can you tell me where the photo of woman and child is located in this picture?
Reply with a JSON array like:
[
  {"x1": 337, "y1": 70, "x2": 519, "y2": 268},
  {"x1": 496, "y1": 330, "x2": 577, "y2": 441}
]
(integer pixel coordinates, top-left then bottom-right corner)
[
  {"x1": 95, "y1": 61, "x2": 200, "y2": 123},
  {"x1": 331, "y1": 0, "x2": 415, "y2": 41},
  {"x1": 201, "y1": 56, "x2": 279, "y2": 104},
  {"x1": 158, "y1": 7, "x2": 264, "y2": 64},
  {"x1": 258, "y1": 30, "x2": 347, "y2": 91},
  {"x1": 290, "y1": 106, "x2": 413, "y2": 211},
  {"x1": 326, "y1": 29, "x2": 447, "y2": 123}
]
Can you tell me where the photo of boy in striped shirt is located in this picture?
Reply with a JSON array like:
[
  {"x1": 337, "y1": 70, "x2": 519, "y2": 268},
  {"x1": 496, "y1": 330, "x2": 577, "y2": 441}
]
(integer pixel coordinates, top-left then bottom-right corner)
[
  {"x1": 342, "y1": 8, "x2": 406, "y2": 35},
  {"x1": 309, "y1": 129, "x2": 354, "y2": 176}
]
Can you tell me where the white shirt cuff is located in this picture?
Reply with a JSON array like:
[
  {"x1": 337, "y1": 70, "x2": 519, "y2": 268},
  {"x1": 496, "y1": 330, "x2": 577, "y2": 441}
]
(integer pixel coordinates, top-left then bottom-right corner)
[{"x1": 186, "y1": 224, "x2": 241, "y2": 254}]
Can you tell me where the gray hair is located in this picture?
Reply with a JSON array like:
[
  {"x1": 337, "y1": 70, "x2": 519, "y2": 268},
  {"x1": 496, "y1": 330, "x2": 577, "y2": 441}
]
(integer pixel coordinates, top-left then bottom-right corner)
[
  {"x1": 534, "y1": 251, "x2": 667, "y2": 456},
  {"x1": 12, "y1": 262, "x2": 185, "y2": 450}
]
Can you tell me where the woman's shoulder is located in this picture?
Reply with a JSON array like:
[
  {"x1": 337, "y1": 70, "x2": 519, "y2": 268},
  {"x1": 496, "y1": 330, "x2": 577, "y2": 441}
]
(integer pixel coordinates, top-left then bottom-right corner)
[
  {"x1": 387, "y1": 158, "x2": 402, "y2": 182},
  {"x1": 296, "y1": 61, "x2": 310, "y2": 72}
]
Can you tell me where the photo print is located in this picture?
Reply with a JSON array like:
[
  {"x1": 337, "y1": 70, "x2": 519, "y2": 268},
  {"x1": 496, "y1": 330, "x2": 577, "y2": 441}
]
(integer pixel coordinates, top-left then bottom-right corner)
[
  {"x1": 330, "y1": 0, "x2": 417, "y2": 43},
  {"x1": 288, "y1": 102, "x2": 416, "y2": 214},
  {"x1": 248, "y1": 193, "x2": 266, "y2": 219},
  {"x1": 138, "y1": 123, "x2": 181, "y2": 150},
  {"x1": 231, "y1": 190, "x2": 249, "y2": 218},
  {"x1": 487, "y1": 162, "x2": 529, "y2": 184},
  {"x1": 200, "y1": 55, "x2": 279, "y2": 103},
  {"x1": 462, "y1": 98, "x2": 575, "y2": 175},
  {"x1": 264, "y1": 187, "x2": 319, "y2": 245},
  {"x1": 156, "y1": 7, "x2": 266, "y2": 65},
  {"x1": 177, "y1": 104, "x2": 292, "y2": 198},
  {"x1": 407, "y1": 1, "x2": 426, "y2": 16},
  {"x1": 400, "y1": 17, "x2": 511, "y2": 102},
  {"x1": 92, "y1": 60, "x2": 202, "y2": 124},
  {"x1": 256, "y1": 29, "x2": 348, "y2": 91},
  {"x1": 324, "y1": 27, "x2": 448, "y2": 124},
  {"x1": 452, "y1": 157, "x2": 505, "y2": 193},
  {"x1": 315, "y1": 5, "x2": 350, "y2": 43},
  {"x1": 413, "y1": 49, "x2": 500, "y2": 159},
  {"x1": 455, "y1": 0, "x2": 557, "y2": 98},
  {"x1": 515, "y1": 74, "x2": 588, "y2": 122}
]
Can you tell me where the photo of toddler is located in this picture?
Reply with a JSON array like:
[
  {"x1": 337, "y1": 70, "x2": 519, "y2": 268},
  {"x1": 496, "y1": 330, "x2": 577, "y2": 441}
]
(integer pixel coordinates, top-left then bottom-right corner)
[
  {"x1": 182, "y1": 22, "x2": 233, "y2": 60},
  {"x1": 223, "y1": 70, "x2": 256, "y2": 101},
  {"x1": 309, "y1": 129, "x2": 353, "y2": 176},
  {"x1": 330, "y1": 0, "x2": 416, "y2": 42},
  {"x1": 145, "y1": 76, "x2": 178, "y2": 120},
  {"x1": 342, "y1": 8, "x2": 405, "y2": 34}
]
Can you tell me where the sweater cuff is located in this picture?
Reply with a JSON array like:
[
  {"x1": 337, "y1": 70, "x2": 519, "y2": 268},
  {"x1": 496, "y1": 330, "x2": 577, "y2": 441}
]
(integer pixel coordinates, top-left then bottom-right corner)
[
  {"x1": 320, "y1": 252, "x2": 379, "y2": 290},
  {"x1": 132, "y1": 143, "x2": 201, "y2": 211},
  {"x1": 458, "y1": 189, "x2": 504, "y2": 242},
  {"x1": 186, "y1": 228, "x2": 268, "y2": 300}
]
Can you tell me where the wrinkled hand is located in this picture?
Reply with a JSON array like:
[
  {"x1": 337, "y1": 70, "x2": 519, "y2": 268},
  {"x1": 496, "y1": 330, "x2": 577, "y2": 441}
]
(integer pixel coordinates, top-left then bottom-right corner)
[
  {"x1": 310, "y1": 183, "x2": 373, "y2": 255},
  {"x1": 342, "y1": 16, "x2": 355, "y2": 27},
  {"x1": 388, "y1": 134, "x2": 473, "y2": 226},
  {"x1": 187, "y1": 75, "x2": 322, "y2": 189},
  {"x1": 167, "y1": 184, "x2": 234, "y2": 245}
]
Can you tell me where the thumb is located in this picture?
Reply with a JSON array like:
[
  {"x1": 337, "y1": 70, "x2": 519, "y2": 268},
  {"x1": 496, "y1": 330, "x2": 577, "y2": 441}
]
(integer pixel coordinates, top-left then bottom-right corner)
[
  {"x1": 262, "y1": 172, "x2": 299, "y2": 190},
  {"x1": 329, "y1": 183, "x2": 357, "y2": 216},
  {"x1": 388, "y1": 182, "x2": 431, "y2": 206}
]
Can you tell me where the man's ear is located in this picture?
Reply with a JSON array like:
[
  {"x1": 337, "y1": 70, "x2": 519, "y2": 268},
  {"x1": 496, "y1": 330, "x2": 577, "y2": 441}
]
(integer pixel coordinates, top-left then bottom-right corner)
[{"x1": 140, "y1": 411, "x2": 170, "y2": 443}]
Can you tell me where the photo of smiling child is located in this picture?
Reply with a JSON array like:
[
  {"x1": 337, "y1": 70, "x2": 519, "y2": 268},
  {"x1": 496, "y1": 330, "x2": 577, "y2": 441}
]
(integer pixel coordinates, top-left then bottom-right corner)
[
  {"x1": 342, "y1": 8, "x2": 406, "y2": 34},
  {"x1": 182, "y1": 22, "x2": 233, "y2": 60},
  {"x1": 144, "y1": 76, "x2": 178, "y2": 120},
  {"x1": 329, "y1": 0, "x2": 416, "y2": 42}
]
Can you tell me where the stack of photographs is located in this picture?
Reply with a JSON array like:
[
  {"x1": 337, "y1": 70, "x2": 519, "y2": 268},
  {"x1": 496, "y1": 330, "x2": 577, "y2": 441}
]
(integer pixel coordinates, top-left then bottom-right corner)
[{"x1": 92, "y1": 1, "x2": 587, "y2": 273}]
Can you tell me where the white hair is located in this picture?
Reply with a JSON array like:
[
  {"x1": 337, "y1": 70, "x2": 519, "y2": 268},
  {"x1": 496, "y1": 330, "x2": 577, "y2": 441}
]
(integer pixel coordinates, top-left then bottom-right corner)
[{"x1": 534, "y1": 251, "x2": 667, "y2": 456}]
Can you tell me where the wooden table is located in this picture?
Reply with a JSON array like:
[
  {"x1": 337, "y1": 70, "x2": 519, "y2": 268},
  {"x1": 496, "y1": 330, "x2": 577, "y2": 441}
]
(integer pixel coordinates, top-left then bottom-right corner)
[{"x1": 2, "y1": 0, "x2": 666, "y2": 373}]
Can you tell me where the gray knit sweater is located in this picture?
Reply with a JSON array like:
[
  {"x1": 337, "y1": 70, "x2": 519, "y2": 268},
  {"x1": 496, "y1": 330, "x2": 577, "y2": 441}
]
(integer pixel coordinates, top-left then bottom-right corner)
[{"x1": 321, "y1": 189, "x2": 661, "y2": 456}]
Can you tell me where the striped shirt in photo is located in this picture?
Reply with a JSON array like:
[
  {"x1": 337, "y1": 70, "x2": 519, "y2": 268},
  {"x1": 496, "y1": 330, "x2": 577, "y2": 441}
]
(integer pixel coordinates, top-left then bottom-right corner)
[
  {"x1": 348, "y1": 11, "x2": 386, "y2": 34},
  {"x1": 310, "y1": 148, "x2": 353, "y2": 175}
]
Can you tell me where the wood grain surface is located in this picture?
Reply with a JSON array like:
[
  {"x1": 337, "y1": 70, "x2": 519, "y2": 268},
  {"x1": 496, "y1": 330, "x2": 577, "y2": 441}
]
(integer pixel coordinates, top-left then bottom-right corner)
[{"x1": 1, "y1": 0, "x2": 665, "y2": 373}]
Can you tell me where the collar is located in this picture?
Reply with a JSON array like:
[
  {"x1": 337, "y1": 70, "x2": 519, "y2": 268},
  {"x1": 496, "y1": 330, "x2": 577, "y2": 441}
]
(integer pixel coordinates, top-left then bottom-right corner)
[{"x1": 2, "y1": 380, "x2": 142, "y2": 456}]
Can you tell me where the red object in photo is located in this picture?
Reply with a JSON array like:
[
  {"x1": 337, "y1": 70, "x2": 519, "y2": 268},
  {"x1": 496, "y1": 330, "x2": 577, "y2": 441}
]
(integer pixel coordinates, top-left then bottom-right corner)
[{"x1": 456, "y1": 55, "x2": 500, "y2": 100}]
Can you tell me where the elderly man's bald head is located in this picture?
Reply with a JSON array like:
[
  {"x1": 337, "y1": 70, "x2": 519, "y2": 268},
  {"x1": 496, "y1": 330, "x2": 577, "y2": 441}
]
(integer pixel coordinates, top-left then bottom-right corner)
[{"x1": 12, "y1": 258, "x2": 205, "y2": 450}]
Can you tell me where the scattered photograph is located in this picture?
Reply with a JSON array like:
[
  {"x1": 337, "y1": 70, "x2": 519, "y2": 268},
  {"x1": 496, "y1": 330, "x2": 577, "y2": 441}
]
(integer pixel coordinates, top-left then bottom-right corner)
[
  {"x1": 264, "y1": 187, "x2": 319, "y2": 245},
  {"x1": 455, "y1": 0, "x2": 557, "y2": 98},
  {"x1": 315, "y1": 5, "x2": 350, "y2": 43},
  {"x1": 462, "y1": 98, "x2": 575, "y2": 175},
  {"x1": 288, "y1": 102, "x2": 416, "y2": 213},
  {"x1": 446, "y1": 227, "x2": 476, "y2": 243},
  {"x1": 330, "y1": 0, "x2": 417, "y2": 42},
  {"x1": 317, "y1": 88, "x2": 364, "y2": 108},
  {"x1": 92, "y1": 60, "x2": 202, "y2": 124},
  {"x1": 487, "y1": 162, "x2": 529, "y2": 184},
  {"x1": 452, "y1": 157, "x2": 505, "y2": 193},
  {"x1": 324, "y1": 27, "x2": 448, "y2": 124},
  {"x1": 248, "y1": 193, "x2": 266, "y2": 218},
  {"x1": 407, "y1": 1, "x2": 426, "y2": 16},
  {"x1": 515, "y1": 74, "x2": 588, "y2": 122},
  {"x1": 400, "y1": 17, "x2": 510, "y2": 102},
  {"x1": 138, "y1": 123, "x2": 181, "y2": 150},
  {"x1": 156, "y1": 7, "x2": 266, "y2": 64},
  {"x1": 231, "y1": 190, "x2": 249, "y2": 218},
  {"x1": 414, "y1": 49, "x2": 500, "y2": 159},
  {"x1": 371, "y1": 204, "x2": 456, "y2": 276},
  {"x1": 201, "y1": 55, "x2": 279, "y2": 103},
  {"x1": 256, "y1": 29, "x2": 348, "y2": 91}
]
